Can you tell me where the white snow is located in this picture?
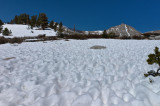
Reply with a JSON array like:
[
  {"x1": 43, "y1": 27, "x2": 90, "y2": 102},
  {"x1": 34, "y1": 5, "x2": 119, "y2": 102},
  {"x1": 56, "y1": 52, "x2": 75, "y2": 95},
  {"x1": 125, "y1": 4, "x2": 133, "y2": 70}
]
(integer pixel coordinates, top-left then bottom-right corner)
[
  {"x1": 125, "y1": 24, "x2": 130, "y2": 36},
  {"x1": 0, "y1": 24, "x2": 57, "y2": 37},
  {"x1": 85, "y1": 31, "x2": 103, "y2": 35},
  {"x1": 0, "y1": 39, "x2": 160, "y2": 106}
]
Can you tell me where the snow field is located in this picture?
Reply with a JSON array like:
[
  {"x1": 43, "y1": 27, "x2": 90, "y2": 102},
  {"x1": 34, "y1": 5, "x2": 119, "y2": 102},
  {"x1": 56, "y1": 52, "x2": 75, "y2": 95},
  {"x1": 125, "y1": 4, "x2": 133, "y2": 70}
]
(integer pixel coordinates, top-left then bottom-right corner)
[
  {"x1": 0, "y1": 39, "x2": 160, "y2": 106},
  {"x1": 0, "y1": 24, "x2": 56, "y2": 37}
]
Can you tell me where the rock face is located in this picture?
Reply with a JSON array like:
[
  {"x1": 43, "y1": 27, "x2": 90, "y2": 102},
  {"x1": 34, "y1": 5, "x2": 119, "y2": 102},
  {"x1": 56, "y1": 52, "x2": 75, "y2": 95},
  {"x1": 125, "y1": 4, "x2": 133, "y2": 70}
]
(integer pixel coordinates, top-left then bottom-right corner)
[{"x1": 106, "y1": 24, "x2": 141, "y2": 37}]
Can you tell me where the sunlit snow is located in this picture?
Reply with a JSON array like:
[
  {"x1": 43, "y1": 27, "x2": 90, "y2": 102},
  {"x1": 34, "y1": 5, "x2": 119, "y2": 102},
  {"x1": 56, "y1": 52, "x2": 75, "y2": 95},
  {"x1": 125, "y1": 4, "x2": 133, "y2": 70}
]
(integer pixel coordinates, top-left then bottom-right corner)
[{"x1": 0, "y1": 39, "x2": 160, "y2": 106}]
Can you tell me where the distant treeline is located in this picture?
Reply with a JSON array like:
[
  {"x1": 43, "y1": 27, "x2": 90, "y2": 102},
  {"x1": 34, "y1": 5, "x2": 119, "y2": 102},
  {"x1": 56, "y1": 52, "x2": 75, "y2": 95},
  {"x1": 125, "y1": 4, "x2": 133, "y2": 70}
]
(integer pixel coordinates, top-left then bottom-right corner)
[{"x1": 8, "y1": 13, "x2": 63, "y2": 31}]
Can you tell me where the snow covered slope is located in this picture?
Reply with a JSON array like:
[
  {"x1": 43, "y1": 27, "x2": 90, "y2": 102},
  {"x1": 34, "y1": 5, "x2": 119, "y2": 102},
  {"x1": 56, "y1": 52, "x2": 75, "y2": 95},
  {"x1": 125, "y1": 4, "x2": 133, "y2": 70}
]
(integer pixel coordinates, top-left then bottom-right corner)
[
  {"x1": 107, "y1": 24, "x2": 141, "y2": 37},
  {"x1": 0, "y1": 39, "x2": 160, "y2": 106},
  {"x1": 0, "y1": 24, "x2": 57, "y2": 37}
]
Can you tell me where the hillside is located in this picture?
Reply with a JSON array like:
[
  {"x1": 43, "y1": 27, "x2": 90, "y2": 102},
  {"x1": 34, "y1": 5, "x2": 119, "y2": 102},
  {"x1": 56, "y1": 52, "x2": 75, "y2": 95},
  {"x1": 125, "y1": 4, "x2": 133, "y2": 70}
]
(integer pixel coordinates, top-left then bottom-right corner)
[{"x1": 0, "y1": 24, "x2": 57, "y2": 37}]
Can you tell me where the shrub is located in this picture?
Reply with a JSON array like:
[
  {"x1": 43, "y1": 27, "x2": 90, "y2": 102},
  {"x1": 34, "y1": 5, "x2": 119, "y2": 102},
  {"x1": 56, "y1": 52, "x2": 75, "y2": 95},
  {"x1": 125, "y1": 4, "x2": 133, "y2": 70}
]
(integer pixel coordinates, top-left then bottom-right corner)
[
  {"x1": 43, "y1": 36, "x2": 58, "y2": 41},
  {"x1": 58, "y1": 33, "x2": 65, "y2": 38},
  {"x1": 0, "y1": 37, "x2": 9, "y2": 44},
  {"x1": 102, "y1": 30, "x2": 107, "y2": 38},
  {"x1": 61, "y1": 33, "x2": 102, "y2": 40},
  {"x1": 9, "y1": 37, "x2": 23, "y2": 44},
  {"x1": 2, "y1": 28, "x2": 12, "y2": 36},
  {"x1": 0, "y1": 27, "x2": 2, "y2": 33},
  {"x1": 144, "y1": 47, "x2": 160, "y2": 77},
  {"x1": 37, "y1": 34, "x2": 46, "y2": 38},
  {"x1": 64, "y1": 34, "x2": 87, "y2": 40},
  {"x1": 108, "y1": 32, "x2": 117, "y2": 38},
  {"x1": 132, "y1": 35, "x2": 142, "y2": 40},
  {"x1": 87, "y1": 34, "x2": 102, "y2": 38},
  {"x1": 119, "y1": 36, "x2": 131, "y2": 39}
]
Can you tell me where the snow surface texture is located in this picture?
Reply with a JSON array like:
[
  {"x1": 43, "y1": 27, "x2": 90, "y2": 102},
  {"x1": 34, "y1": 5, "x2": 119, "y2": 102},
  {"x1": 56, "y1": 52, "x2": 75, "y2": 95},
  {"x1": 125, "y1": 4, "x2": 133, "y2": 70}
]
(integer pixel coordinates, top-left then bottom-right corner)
[
  {"x1": 0, "y1": 24, "x2": 56, "y2": 37},
  {"x1": 0, "y1": 39, "x2": 160, "y2": 106}
]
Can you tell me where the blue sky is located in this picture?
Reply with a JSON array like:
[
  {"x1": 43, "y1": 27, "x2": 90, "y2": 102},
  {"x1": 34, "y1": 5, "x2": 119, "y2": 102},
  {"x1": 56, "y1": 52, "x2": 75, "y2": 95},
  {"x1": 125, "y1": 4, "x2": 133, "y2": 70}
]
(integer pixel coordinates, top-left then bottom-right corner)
[{"x1": 0, "y1": 0, "x2": 160, "y2": 32}]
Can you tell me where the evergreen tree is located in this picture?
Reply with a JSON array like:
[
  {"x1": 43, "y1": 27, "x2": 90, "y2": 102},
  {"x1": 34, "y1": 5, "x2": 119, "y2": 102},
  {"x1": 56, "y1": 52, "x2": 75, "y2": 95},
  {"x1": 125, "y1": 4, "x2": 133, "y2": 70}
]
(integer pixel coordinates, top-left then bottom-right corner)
[
  {"x1": 36, "y1": 15, "x2": 41, "y2": 27},
  {"x1": 53, "y1": 22, "x2": 58, "y2": 32},
  {"x1": 30, "y1": 15, "x2": 37, "y2": 29},
  {"x1": 11, "y1": 14, "x2": 30, "y2": 24},
  {"x1": 0, "y1": 19, "x2": 3, "y2": 33},
  {"x1": 18, "y1": 16, "x2": 22, "y2": 24},
  {"x1": 147, "y1": 47, "x2": 160, "y2": 74},
  {"x1": 49, "y1": 20, "x2": 54, "y2": 29},
  {"x1": 102, "y1": 30, "x2": 108, "y2": 38},
  {"x1": 0, "y1": 27, "x2": 2, "y2": 33},
  {"x1": 57, "y1": 22, "x2": 64, "y2": 36},
  {"x1": 13, "y1": 15, "x2": 19, "y2": 24},
  {"x1": 2, "y1": 28, "x2": 12, "y2": 36},
  {"x1": 19, "y1": 13, "x2": 30, "y2": 24},
  {"x1": 74, "y1": 24, "x2": 75, "y2": 32},
  {"x1": 0, "y1": 19, "x2": 3, "y2": 26},
  {"x1": 144, "y1": 47, "x2": 160, "y2": 77},
  {"x1": 10, "y1": 19, "x2": 14, "y2": 24},
  {"x1": 37, "y1": 13, "x2": 48, "y2": 30}
]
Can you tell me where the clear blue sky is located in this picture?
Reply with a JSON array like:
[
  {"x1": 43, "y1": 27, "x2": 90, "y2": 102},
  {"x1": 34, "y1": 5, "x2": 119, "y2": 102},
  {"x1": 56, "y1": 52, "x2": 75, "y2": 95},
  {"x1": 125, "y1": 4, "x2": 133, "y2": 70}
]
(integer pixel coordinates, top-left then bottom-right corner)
[{"x1": 0, "y1": 0, "x2": 160, "y2": 32}]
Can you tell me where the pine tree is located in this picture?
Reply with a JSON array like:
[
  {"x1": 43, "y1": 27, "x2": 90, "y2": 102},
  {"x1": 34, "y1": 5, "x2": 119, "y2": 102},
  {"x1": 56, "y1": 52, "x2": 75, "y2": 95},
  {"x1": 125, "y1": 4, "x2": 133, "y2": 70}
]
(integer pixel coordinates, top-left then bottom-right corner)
[
  {"x1": 49, "y1": 20, "x2": 54, "y2": 29},
  {"x1": 14, "y1": 15, "x2": 19, "y2": 24},
  {"x1": 10, "y1": 19, "x2": 14, "y2": 24},
  {"x1": 0, "y1": 27, "x2": 2, "y2": 33},
  {"x1": 0, "y1": 19, "x2": 3, "y2": 26},
  {"x1": 59, "y1": 22, "x2": 63, "y2": 32},
  {"x1": 19, "y1": 13, "x2": 30, "y2": 24},
  {"x1": 57, "y1": 22, "x2": 64, "y2": 36},
  {"x1": 144, "y1": 47, "x2": 160, "y2": 77},
  {"x1": 30, "y1": 15, "x2": 37, "y2": 29},
  {"x1": 53, "y1": 22, "x2": 58, "y2": 32},
  {"x1": 36, "y1": 15, "x2": 41, "y2": 27},
  {"x1": 74, "y1": 24, "x2": 75, "y2": 32},
  {"x1": 18, "y1": 16, "x2": 22, "y2": 24},
  {"x1": 37, "y1": 13, "x2": 48, "y2": 30},
  {"x1": 2, "y1": 28, "x2": 11, "y2": 36},
  {"x1": 102, "y1": 30, "x2": 108, "y2": 38},
  {"x1": 11, "y1": 14, "x2": 30, "y2": 24},
  {"x1": 147, "y1": 47, "x2": 160, "y2": 74},
  {"x1": 0, "y1": 19, "x2": 3, "y2": 33}
]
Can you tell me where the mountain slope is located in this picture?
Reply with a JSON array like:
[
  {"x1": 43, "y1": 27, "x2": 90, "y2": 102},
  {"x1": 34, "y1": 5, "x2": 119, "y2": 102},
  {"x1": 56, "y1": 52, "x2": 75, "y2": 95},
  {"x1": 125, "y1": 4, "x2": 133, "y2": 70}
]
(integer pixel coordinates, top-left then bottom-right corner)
[
  {"x1": 0, "y1": 24, "x2": 57, "y2": 37},
  {"x1": 143, "y1": 30, "x2": 160, "y2": 35},
  {"x1": 143, "y1": 30, "x2": 160, "y2": 40},
  {"x1": 107, "y1": 24, "x2": 141, "y2": 37}
]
